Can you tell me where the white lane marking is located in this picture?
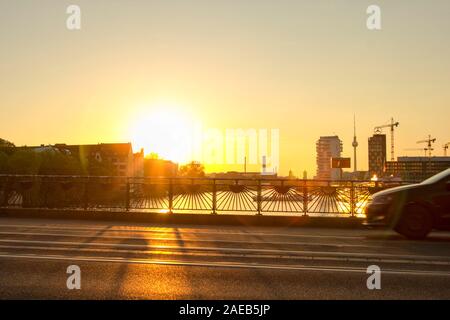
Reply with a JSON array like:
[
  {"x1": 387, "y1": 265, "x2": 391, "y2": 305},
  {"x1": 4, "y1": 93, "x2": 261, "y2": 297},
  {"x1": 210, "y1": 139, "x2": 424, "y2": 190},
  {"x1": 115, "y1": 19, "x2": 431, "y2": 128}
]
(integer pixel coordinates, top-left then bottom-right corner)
[
  {"x1": 1, "y1": 243, "x2": 449, "y2": 266},
  {"x1": 1, "y1": 252, "x2": 450, "y2": 277},
  {"x1": 1, "y1": 238, "x2": 449, "y2": 264},
  {"x1": 0, "y1": 231, "x2": 379, "y2": 249},
  {"x1": 0, "y1": 223, "x2": 366, "y2": 240}
]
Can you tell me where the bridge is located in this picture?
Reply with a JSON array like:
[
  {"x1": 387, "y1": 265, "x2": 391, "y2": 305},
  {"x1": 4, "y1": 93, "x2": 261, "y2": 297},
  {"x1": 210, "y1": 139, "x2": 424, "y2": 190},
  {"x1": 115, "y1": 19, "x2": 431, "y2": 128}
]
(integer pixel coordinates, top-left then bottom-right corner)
[
  {"x1": 2, "y1": 175, "x2": 450, "y2": 299},
  {"x1": 0, "y1": 175, "x2": 412, "y2": 217}
]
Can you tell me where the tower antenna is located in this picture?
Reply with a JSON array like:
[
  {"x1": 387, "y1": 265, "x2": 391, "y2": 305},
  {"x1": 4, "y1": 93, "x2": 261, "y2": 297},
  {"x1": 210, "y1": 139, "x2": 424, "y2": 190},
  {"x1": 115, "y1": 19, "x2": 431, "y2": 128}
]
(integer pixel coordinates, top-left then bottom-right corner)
[{"x1": 352, "y1": 115, "x2": 358, "y2": 172}]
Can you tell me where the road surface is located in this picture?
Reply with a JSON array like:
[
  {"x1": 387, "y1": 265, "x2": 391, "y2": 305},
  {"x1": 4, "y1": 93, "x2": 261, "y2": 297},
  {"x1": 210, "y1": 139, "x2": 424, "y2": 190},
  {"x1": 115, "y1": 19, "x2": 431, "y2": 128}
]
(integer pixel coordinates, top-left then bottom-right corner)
[{"x1": 0, "y1": 217, "x2": 450, "y2": 299}]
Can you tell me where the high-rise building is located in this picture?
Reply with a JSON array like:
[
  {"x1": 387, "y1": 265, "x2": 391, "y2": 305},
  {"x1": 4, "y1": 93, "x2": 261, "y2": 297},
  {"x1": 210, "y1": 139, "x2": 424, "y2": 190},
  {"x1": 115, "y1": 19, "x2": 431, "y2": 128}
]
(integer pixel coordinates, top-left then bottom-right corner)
[
  {"x1": 315, "y1": 136, "x2": 343, "y2": 180},
  {"x1": 368, "y1": 134, "x2": 387, "y2": 178}
]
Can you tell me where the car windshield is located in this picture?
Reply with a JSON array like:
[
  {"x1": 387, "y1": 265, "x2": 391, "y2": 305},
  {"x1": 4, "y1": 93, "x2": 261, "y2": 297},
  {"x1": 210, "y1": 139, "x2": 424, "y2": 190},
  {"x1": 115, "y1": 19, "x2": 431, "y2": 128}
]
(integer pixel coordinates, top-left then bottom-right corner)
[{"x1": 421, "y1": 168, "x2": 450, "y2": 185}]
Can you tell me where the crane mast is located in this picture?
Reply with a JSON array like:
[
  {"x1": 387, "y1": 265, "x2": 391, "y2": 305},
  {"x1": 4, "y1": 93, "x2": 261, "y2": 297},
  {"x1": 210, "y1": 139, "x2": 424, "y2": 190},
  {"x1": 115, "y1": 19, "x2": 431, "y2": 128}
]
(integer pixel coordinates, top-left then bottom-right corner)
[
  {"x1": 417, "y1": 135, "x2": 436, "y2": 158},
  {"x1": 443, "y1": 142, "x2": 449, "y2": 156},
  {"x1": 374, "y1": 117, "x2": 399, "y2": 161}
]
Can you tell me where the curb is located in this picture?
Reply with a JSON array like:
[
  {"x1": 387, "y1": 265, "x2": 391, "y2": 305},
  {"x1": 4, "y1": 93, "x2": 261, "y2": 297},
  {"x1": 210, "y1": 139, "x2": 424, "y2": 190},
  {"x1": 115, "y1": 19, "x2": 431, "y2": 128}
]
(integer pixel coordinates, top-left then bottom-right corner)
[{"x1": 0, "y1": 208, "x2": 365, "y2": 229}]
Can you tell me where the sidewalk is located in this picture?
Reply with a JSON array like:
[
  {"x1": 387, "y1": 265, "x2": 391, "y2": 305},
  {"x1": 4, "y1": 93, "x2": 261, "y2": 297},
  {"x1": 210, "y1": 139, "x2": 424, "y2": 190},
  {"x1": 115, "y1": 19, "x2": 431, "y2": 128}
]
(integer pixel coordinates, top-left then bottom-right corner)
[{"x1": 0, "y1": 208, "x2": 365, "y2": 229}]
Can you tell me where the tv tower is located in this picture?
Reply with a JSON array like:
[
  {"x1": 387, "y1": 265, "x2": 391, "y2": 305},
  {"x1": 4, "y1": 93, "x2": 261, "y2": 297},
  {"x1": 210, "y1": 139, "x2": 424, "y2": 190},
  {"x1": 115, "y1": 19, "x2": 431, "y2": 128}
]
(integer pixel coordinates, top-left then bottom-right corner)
[{"x1": 352, "y1": 115, "x2": 358, "y2": 172}]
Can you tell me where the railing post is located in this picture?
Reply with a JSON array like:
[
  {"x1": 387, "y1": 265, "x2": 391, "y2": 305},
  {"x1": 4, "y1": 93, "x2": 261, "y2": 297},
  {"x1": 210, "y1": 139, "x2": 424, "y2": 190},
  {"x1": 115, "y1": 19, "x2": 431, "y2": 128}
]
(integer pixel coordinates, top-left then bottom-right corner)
[
  {"x1": 350, "y1": 181, "x2": 355, "y2": 217},
  {"x1": 256, "y1": 179, "x2": 262, "y2": 215},
  {"x1": 43, "y1": 176, "x2": 49, "y2": 208},
  {"x1": 303, "y1": 180, "x2": 308, "y2": 216},
  {"x1": 168, "y1": 178, "x2": 173, "y2": 213},
  {"x1": 83, "y1": 177, "x2": 89, "y2": 211},
  {"x1": 125, "y1": 178, "x2": 130, "y2": 211},
  {"x1": 1, "y1": 177, "x2": 10, "y2": 207},
  {"x1": 211, "y1": 179, "x2": 217, "y2": 214}
]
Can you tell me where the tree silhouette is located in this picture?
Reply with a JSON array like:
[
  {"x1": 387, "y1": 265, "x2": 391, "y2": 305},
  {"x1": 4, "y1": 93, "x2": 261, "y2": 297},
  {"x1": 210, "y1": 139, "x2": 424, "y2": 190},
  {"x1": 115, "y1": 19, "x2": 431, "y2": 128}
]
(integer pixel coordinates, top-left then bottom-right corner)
[
  {"x1": 178, "y1": 161, "x2": 205, "y2": 177},
  {"x1": 0, "y1": 138, "x2": 15, "y2": 148},
  {"x1": 0, "y1": 152, "x2": 8, "y2": 173}
]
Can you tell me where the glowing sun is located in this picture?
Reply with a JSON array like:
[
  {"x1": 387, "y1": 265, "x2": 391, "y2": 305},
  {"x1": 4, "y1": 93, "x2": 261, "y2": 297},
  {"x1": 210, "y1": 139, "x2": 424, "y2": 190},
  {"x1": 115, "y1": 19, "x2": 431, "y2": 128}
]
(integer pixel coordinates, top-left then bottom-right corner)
[{"x1": 130, "y1": 105, "x2": 195, "y2": 163}]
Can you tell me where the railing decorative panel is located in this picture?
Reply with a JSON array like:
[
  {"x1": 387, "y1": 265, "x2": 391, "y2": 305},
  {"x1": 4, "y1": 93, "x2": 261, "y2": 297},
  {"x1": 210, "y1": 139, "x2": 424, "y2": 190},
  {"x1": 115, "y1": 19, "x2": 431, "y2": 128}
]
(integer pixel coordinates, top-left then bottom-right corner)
[{"x1": 0, "y1": 175, "x2": 413, "y2": 217}]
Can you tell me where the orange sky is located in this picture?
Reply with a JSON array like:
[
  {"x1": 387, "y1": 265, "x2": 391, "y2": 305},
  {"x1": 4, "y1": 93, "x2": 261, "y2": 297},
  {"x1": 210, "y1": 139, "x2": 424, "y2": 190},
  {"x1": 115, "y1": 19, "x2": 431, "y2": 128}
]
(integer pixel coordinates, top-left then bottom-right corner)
[{"x1": 1, "y1": 1, "x2": 449, "y2": 175}]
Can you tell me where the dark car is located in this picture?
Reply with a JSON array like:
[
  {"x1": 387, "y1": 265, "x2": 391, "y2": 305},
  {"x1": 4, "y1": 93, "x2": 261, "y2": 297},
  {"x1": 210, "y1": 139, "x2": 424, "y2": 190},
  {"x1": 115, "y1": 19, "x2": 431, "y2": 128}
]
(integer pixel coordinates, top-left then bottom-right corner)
[{"x1": 365, "y1": 168, "x2": 450, "y2": 239}]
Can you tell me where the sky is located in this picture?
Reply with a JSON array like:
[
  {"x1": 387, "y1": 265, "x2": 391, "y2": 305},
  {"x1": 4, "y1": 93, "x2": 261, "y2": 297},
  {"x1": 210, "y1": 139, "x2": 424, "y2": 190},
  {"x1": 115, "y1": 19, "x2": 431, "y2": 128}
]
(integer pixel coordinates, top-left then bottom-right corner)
[{"x1": 0, "y1": 0, "x2": 449, "y2": 176}]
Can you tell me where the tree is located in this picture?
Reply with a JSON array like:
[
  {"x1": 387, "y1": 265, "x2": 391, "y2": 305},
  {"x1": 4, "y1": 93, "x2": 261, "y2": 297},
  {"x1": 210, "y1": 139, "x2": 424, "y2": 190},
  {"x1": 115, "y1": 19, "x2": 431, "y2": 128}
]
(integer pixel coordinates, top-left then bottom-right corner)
[
  {"x1": 178, "y1": 161, "x2": 205, "y2": 177},
  {"x1": 147, "y1": 152, "x2": 159, "y2": 160},
  {"x1": 7, "y1": 150, "x2": 40, "y2": 174},
  {"x1": 38, "y1": 151, "x2": 83, "y2": 175},
  {"x1": 0, "y1": 151, "x2": 8, "y2": 173},
  {"x1": 4, "y1": 149, "x2": 84, "y2": 175},
  {"x1": 0, "y1": 138, "x2": 14, "y2": 148}
]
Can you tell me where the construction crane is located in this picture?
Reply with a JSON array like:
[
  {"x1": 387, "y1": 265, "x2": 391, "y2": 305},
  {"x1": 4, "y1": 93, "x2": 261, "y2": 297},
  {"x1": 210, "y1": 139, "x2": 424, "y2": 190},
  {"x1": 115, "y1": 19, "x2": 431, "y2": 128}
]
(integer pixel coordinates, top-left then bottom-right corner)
[
  {"x1": 417, "y1": 135, "x2": 436, "y2": 157},
  {"x1": 374, "y1": 117, "x2": 399, "y2": 161},
  {"x1": 443, "y1": 142, "x2": 450, "y2": 156}
]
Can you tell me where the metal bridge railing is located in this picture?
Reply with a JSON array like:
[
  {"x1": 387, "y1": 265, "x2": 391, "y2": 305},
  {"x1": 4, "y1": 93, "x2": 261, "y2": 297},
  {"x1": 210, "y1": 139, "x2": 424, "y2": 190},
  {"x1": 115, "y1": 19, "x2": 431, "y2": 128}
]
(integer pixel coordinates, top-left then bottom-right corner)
[{"x1": 0, "y1": 175, "x2": 413, "y2": 217}]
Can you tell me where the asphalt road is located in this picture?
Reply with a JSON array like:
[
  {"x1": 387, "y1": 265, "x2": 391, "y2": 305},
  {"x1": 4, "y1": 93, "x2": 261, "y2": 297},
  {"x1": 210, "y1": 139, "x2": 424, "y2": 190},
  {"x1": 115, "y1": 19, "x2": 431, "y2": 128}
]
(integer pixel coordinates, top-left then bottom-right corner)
[{"x1": 0, "y1": 217, "x2": 450, "y2": 299}]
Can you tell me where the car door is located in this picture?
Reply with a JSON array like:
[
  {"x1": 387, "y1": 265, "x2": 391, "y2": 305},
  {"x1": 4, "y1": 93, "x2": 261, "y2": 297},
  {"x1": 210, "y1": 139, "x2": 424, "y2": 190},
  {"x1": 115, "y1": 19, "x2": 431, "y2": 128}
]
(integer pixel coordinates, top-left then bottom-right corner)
[{"x1": 430, "y1": 176, "x2": 450, "y2": 226}]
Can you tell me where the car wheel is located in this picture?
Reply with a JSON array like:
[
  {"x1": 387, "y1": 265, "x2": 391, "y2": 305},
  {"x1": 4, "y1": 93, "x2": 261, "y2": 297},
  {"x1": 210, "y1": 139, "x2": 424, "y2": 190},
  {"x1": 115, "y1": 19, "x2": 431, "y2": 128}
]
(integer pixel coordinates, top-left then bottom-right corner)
[{"x1": 395, "y1": 204, "x2": 433, "y2": 240}]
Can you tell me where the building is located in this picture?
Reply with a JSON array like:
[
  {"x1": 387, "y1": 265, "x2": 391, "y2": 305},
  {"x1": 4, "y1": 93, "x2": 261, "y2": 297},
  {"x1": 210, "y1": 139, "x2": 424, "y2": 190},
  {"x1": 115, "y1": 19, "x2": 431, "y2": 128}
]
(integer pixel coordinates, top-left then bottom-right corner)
[
  {"x1": 207, "y1": 171, "x2": 277, "y2": 179},
  {"x1": 315, "y1": 136, "x2": 343, "y2": 180},
  {"x1": 133, "y1": 148, "x2": 145, "y2": 177},
  {"x1": 385, "y1": 156, "x2": 450, "y2": 181},
  {"x1": 368, "y1": 134, "x2": 387, "y2": 178},
  {"x1": 342, "y1": 171, "x2": 370, "y2": 180},
  {"x1": 3, "y1": 142, "x2": 140, "y2": 176},
  {"x1": 144, "y1": 158, "x2": 178, "y2": 177},
  {"x1": 54, "y1": 143, "x2": 134, "y2": 176}
]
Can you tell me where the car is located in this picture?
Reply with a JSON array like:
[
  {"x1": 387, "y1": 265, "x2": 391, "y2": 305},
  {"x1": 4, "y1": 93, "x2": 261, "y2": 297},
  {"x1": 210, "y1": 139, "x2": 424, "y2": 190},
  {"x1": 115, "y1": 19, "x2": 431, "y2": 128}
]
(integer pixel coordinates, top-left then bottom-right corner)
[{"x1": 365, "y1": 168, "x2": 450, "y2": 239}]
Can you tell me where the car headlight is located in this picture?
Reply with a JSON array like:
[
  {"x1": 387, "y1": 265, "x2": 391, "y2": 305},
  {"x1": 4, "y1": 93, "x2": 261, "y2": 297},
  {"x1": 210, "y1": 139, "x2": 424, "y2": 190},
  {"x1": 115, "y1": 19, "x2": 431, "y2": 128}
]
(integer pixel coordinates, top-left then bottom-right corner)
[{"x1": 371, "y1": 194, "x2": 394, "y2": 205}]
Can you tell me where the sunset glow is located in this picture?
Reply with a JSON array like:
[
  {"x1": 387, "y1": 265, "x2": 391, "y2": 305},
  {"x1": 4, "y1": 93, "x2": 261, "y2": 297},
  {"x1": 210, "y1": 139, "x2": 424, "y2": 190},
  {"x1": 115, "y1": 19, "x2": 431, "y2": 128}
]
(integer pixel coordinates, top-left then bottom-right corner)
[
  {"x1": 130, "y1": 103, "x2": 195, "y2": 163},
  {"x1": 1, "y1": 1, "x2": 450, "y2": 302}
]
